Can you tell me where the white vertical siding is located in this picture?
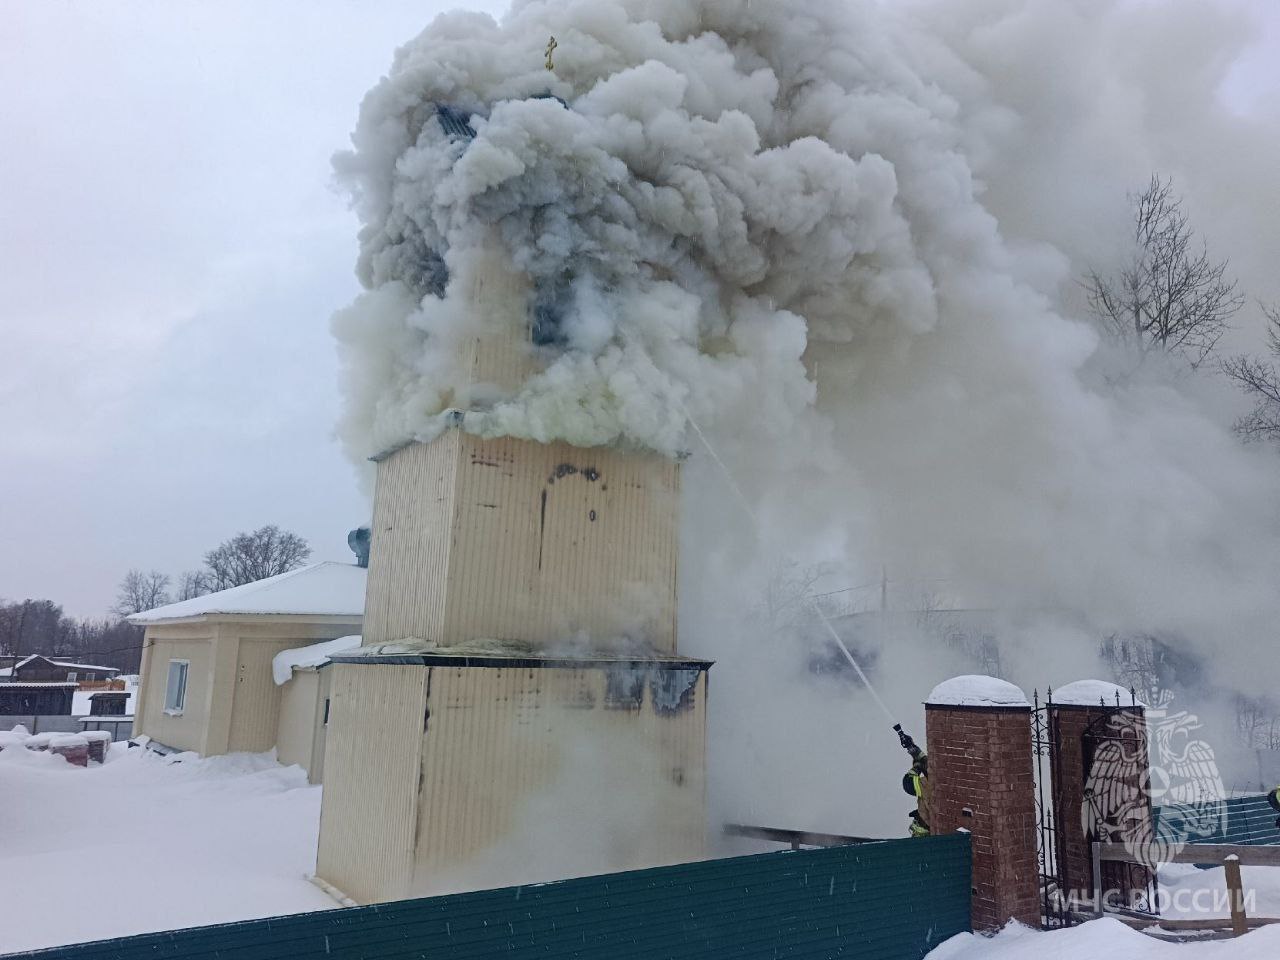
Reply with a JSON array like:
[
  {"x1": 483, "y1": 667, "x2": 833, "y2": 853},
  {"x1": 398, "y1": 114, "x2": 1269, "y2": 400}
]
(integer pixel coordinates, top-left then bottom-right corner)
[
  {"x1": 315, "y1": 663, "x2": 428, "y2": 904},
  {"x1": 316, "y1": 660, "x2": 707, "y2": 903},
  {"x1": 362, "y1": 433, "x2": 459, "y2": 646},
  {"x1": 276, "y1": 669, "x2": 320, "y2": 775},
  {"x1": 364, "y1": 438, "x2": 680, "y2": 651},
  {"x1": 411, "y1": 664, "x2": 704, "y2": 895}
]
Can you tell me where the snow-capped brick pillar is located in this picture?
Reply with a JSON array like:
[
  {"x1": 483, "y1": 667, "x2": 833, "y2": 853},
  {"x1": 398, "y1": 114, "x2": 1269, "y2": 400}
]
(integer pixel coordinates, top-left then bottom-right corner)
[
  {"x1": 48, "y1": 734, "x2": 90, "y2": 768},
  {"x1": 1049, "y1": 680, "x2": 1149, "y2": 903},
  {"x1": 926, "y1": 675, "x2": 1039, "y2": 931}
]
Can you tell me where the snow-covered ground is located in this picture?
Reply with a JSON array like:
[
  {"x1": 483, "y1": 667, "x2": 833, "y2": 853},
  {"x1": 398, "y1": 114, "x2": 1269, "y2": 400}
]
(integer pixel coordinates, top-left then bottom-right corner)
[
  {"x1": 929, "y1": 919, "x2": 1280, "y2": 960},
  {"x1": 2, "y1": 736, "x2": 1278, "y2": 958},
  {"x1": 0, "y1": 741, "x2": 333, "y2": 953},
  {"x1": 1159, "y1": 863, "x2": 1280, "y2": 921}
]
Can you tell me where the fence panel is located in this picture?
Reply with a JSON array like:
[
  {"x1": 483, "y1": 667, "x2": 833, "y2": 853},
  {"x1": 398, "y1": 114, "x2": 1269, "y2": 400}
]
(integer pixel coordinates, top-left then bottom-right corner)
[
  {"x1": 11, "y1": 834, "x2": 971, "y2": 960},
  {"x1": 1155, "y1": 794, "x2": 1280, "y2": 847},
  {"x1": 0, "y1": 715, "x2": 81, "y2": 736}
]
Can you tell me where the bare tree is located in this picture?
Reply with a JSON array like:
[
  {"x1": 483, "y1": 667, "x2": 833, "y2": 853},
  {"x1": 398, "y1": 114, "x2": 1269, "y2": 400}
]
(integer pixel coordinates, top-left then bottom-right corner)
[
  {"x1": 114, "y1": 569, "x2": 171, "y2": 617},
  {"x1": 203, "y1": 525, "x2": 311, "y2": 590},
  {"x1": 1086, "y1": 175, "x2": 1243, "y2": 368},
  {"x1": 175, "y1": 569, "x2": 215, "y2": 601},
  {"x1": 1222, "y1": 303, "x2": 1280, "y2": 442}
]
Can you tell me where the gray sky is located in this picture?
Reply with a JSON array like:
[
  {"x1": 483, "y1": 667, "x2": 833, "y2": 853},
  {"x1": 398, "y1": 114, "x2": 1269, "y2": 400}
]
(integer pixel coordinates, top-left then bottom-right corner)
[
  {"x1": 2, "y1": 1, "x2": 503, "y2": 617},
  {"x1": 1, "y1": 0, "x2": 1277, "y2": 618}
]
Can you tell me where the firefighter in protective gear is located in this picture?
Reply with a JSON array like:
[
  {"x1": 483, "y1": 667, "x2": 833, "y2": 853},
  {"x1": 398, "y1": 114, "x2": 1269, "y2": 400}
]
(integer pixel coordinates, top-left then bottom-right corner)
[
  {"x1": 896, "y1": 725, "x2": 931, "y2": 837},
  {"x1": 1268, "y1": 785, "x2": 1280, "y2": 828}
]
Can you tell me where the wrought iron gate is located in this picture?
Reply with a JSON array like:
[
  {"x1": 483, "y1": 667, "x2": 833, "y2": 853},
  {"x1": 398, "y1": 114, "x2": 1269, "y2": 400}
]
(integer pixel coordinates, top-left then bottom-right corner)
[
  {"x1": 1031, "y1": 686, "x2": 1155, "y2": 928},
  {"x1": 1031, "y1": 689, "x2": 1071, "y2": 928}
]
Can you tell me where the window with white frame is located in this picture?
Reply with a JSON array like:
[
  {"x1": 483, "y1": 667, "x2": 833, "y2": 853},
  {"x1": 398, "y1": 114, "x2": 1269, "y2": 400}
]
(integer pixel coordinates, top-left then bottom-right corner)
[
  {"x1": 164, "y1": 659, "x2": 189, "y2": 715},
  {"x1": 66, "y1": 671, "x2": 77, "y2": 682}
]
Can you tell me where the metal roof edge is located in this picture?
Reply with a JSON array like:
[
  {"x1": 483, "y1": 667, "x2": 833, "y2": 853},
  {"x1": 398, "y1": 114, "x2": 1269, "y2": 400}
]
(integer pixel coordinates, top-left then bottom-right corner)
[{"x1": 326, "y1": 653, "x2": 715, "y2": 671}]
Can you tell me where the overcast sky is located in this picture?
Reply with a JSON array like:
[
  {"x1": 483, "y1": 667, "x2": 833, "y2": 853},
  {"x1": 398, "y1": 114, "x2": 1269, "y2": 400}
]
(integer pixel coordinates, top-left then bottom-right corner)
[{"x1": 2, "y1": 0, "x2": 1278, "y2": 618}]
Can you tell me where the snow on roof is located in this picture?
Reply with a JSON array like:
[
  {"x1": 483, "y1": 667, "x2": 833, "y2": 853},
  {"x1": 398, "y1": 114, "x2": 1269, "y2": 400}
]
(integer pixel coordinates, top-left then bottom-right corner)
[
  {"x1": 9, "y1": 655, "x2": 119, "y2": 673},
  {"x1": 927, "y1": 675, "x2": 1030, "y2": 708},
  {"x1": 46, "y1": 659, "x2": 119, "y2": 672},
  {"x1": 272, "y1": 635, "x2": 363, "y2": 685},
  {"x1": 0, "y1": 681, "x2": 79, "y2": 689},
  {"x1": 1053, "y1": 679, "x2": 1145, "y2": 708},
  {"x1": 128, "y1": 562, "x2": 367, "y2": 623}
]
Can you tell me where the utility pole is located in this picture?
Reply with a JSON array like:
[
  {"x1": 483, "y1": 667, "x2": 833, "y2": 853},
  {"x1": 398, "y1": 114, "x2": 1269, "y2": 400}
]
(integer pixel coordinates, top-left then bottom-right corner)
[{"x1": 880, "y1": 566, "x2": 888, "y2": 613}]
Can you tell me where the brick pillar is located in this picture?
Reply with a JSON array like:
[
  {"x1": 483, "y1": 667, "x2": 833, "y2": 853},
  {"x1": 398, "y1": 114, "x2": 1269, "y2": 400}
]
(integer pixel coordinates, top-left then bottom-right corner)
[
  {"x1": 83, "y1": 731, "x2": 111, "y2": 764},
  {"x1": 49, "y1": 734, "x2": 90, "y2": 767},
  {"x1": 1049, "y1": 681, "x2": 1148, "y2": 906},
  {"x1": 926, "y1": 676, "x2": 1039, "y2": 931}
]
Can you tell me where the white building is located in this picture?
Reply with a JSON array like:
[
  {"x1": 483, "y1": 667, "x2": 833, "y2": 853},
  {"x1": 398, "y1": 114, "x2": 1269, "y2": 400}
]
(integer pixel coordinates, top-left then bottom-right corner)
[{"x1": 128, "y1": 562, "x2": 365, "y2": 777}]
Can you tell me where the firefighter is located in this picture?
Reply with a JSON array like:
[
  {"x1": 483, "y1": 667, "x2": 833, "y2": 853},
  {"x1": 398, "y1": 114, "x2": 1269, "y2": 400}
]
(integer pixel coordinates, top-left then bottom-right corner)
[
  {"x1": 1268, "y1": 784, "x2": 1280, "y2": 828},
  {"x1": 896, "y1": 725, "x2": 931, "y2": 837}
]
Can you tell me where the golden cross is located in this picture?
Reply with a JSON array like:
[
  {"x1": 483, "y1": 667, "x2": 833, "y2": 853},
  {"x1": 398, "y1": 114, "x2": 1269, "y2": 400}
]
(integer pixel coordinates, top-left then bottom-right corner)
[{"x1": 545, "y1": 35, "x2": 558, "y2": 72}]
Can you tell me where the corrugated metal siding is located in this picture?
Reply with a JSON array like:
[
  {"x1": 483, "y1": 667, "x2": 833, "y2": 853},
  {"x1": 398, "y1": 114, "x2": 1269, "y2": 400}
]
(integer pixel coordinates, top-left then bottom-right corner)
[
  {"x1": 310, "y1": 668, "x2": 331, "y2": 784},
  {"x1": 276, "y1": 670, "x2": 320, "y2": 776},
  {"x1": 464, "y1": 247, "x2": 537, "y2": 392},
  {"x1": 1156, "y1": 794, "x2": 1280, "y2": 846},
  {"x1": 362, "y1": 433, "x2": 459, "y2": 646},
  {"x1": 409, "y1": 665, "x2": 705, "y2": 897},
  {"x1": 364, "y1": 437, "x2": 679, "y2": 651},
  {"x1": 226, "y1": 639, "x2": 299, "y2": 753},
  {"x1": 315, "y1": 664, "x2": 428, "y2": 904},
  {"x1": 20, "y1": 835, "x2": 971, "y2": 960}
]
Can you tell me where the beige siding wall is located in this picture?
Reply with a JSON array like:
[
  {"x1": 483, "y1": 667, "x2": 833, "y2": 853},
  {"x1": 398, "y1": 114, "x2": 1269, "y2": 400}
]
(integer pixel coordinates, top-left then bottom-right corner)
[
  {"x1": 363, "y1": 432, "x2": 460, "y2": 646},
  {"x1": 317, "y1": 662, "x2": 706, "y2": 904},
  {"x1": 315, "y1": 663, "x2": 428, "y2": 904},
  {"x1": 310, "y1": 668, "x2": 331, "y2": 784},
  {"x1": 134, "y1": 626, "x2": 215, "y2": 753},
  {"x1": 276, "y1": 669, "x2": 320, "y2": 777},
  {"x1": 135, "y1": 617, "x2": 360, "y2": 758},
  {"x1": 226, "y1": 637, "x2": 303, "y2": 754},
  {"x1": 274, "y1": 667, "x2": 331, "y2": 784},
  {"x1": 363, "y1": 437, "x2": 680, "y2": 651}
]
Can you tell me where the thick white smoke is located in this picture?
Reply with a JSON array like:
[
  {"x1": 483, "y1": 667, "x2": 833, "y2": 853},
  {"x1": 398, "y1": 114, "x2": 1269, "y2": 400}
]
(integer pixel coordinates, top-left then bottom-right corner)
[{"x1": 333, "y1": 0, "x2": 1280, "y2": 833}]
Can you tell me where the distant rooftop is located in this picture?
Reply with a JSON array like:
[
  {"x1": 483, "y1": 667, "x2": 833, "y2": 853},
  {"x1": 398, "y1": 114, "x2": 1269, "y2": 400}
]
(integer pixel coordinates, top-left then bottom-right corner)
[
  {"x1": 128, "y1": 562, "x2": 367, "y2": 624},
  {"x1": 1, "y1": 658, "x2": 117, "y2": 677}
]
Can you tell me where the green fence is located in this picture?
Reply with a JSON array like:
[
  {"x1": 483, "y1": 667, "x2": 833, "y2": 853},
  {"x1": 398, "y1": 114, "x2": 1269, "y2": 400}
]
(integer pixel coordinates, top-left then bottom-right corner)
[
  {"x1": 1155, "y1": 793, "x2": 1280, "y2": 847},
  {"x1": 13, "y1": 834, "x2": 971, "y2": 960}
]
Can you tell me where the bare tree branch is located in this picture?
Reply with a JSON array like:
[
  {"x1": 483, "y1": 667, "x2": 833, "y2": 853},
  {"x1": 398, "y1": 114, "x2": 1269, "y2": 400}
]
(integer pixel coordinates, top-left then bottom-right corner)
[
  {"x1": 202, "y1": 525, "x2": 311, "y2": 590},
  {"x1": 113, "y1": 569, "x2": 171, "y2": 617},
  {"x1": 1222, "y1": 302, "x2": 1280, "y2": 442},
  {"x1": 1085, "y1": 174, "x2": 1242, "y2": 368}
]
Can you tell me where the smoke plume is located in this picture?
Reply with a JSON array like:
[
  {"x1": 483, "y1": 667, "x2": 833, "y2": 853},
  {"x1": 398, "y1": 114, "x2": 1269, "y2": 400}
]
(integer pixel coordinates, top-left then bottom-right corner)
[{"x1": 334, "y1": 0, "x2": 1280, "y2": 831}]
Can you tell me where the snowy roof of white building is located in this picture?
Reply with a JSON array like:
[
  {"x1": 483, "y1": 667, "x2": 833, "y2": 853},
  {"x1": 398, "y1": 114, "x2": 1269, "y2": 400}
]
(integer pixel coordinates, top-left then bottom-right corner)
[
  {"x1": 926, "y1": 675, "x2": 1030, "y2": 708},
  {"x1": 127, "y1": 562, "x2": 367, "y2": 624},
  {"x1": 1052, "y1": 679, "x2": 1145, "y2": 708},
  {"x1": 272, "y1": 635, "x2": 363, "y2": 685}
]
